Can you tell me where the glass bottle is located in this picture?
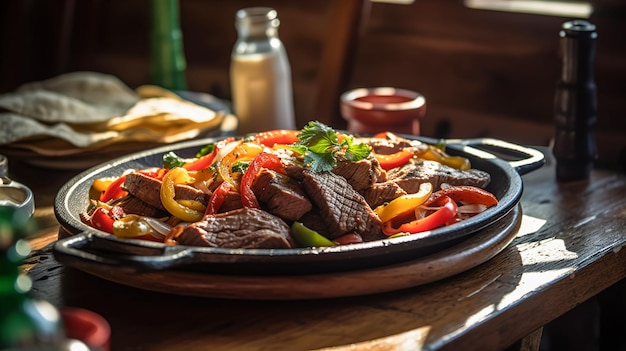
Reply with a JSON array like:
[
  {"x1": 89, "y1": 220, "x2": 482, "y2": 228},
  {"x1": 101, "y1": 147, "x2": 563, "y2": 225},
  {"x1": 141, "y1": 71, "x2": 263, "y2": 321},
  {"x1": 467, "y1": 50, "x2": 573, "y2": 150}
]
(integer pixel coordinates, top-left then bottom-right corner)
[
  {"x1": 552, "y1": 20, "x2": 598, "y2": 181},
  {"x1": 230, "y1": 7, "x2": 296, "y2": 134},
  {"x1": 150, "y1": 0, "x2": 187, "y2": 90},
  {"x1": 0, "y1": 207, "x2": 65, "y2": 349}
]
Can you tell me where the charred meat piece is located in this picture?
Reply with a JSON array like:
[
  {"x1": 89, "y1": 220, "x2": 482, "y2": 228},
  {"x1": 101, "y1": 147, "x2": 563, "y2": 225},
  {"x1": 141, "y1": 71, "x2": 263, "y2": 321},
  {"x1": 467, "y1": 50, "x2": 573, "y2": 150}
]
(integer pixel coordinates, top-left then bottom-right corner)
[
  {"x1": 301, "y1": 170, "x2": 383, "y2": 241},
  {"x1": 220, "y1": 190, "x2": 243, "y2": 213},
  {"x1": 251, "y1": 169, "x2": 312, "y2": 221},
  {"x1": 359, "y1": 136, "x2": 415, "y2": 154},
  {"x1": 122, "y1": 171, "x2": 209, "y2": 211},
  {"x1": 281, "y1": 158, "x2": 306, "y2": 181},
  {"x1": 110, "y1": 194, "x2": 167, "y2": 217},
  {"x1": 332, "y1": 157, "x2": 387, "y2": 191},
  {"x1": 387, "y1": 159, "x2": 491, "y2": 193},
  {"x1": 175, "y1": 207, "x2": 294, "y2": 249},
  {"x1": 299, "y1": 210, "x2": 330, "y2": 237},
  {"x1": 360, "y1": 181, "x2": 407, "y2": 208}
]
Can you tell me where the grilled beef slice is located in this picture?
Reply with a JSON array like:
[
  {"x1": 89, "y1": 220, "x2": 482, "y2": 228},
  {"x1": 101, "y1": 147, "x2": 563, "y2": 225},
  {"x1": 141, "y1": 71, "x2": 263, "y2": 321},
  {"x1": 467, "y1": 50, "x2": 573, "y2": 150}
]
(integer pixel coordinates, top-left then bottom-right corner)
[
  {"x1": 281, "y1": 159, "x2": 306, "y2": 181},
  {"x1": 299, "y1": 210, "x2": 330, "y2": 237},
  {"x1": 220, "y1": 190, "x2": 243, "y2": 213},
  {"x1": 110, "y1": 195, "x2": 167, "y2": 217},
  {"x1": 123, "y1": 171, "x2": 209, "y2": 211},
  {"x1": 251, "y1": 169, "x2": 312, "y2": 221},
  {"x1": 175, "y1": 207, "x2": 294, "y2": 249},
  {"x1": 359, "y1": 136, "x2": 414, "y2": 154},
  {"x1": 301, "y1": 170, "x2": 383, "y2": 241},
  {"x1": 360, "y1": 181, "x2": 407, "y2": 208},
  {"x1": 386, "y1": 159, "x2": 491, "y2": 193},
  {"x1": 332, "y1": 157, "x2": 386, "y2": 191}
]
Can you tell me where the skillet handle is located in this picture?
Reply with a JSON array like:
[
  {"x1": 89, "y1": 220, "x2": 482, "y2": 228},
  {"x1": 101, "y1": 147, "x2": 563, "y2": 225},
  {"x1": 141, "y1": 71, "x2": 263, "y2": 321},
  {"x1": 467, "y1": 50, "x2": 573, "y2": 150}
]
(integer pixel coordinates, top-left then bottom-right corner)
[
  {"x1": 53, "y1": 232, "x2": 195, "y2": 271},
  {"x1": 447, "y1": 138, "x2": 545, "y2": 175}
]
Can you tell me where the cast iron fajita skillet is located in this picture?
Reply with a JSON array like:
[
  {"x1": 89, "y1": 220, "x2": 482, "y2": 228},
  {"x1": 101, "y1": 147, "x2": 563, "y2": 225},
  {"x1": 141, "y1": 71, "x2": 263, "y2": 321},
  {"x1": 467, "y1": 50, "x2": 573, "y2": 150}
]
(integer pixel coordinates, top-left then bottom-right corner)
[{"x1": 53, "y1": 135, "x2": 544, "y2": 275}]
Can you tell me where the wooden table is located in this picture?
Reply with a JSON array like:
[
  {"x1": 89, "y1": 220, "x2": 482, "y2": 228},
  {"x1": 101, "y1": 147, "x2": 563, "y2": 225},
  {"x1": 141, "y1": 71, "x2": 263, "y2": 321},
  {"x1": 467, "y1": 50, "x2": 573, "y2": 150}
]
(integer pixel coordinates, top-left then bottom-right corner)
[{"x1": 13, "y1": 148, "x2": 626, "y2": 351}]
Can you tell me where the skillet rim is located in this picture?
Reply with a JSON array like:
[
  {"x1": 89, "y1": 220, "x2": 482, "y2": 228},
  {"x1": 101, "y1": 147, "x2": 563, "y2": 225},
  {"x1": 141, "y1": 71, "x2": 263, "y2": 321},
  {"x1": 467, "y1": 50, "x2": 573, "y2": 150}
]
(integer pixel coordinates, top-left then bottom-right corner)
[{"x1": 53, "y1": 134, "x2": 525, "y2": 273}]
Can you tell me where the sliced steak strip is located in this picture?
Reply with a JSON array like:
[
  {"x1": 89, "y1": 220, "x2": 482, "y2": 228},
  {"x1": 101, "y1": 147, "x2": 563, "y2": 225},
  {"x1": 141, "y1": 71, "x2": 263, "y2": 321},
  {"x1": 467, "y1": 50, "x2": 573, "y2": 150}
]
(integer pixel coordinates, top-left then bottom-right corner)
[
  {"x1": 281, "y1": 159, "x2": 306, "y2": 181},
  {"x1": 301, "y1": 170, "x2": 383, "y2": 241},
  {"x1": 359, "y1": 136, "x2": 414, "y2": 154},
  {"x1": 174, "y1": 185, "x2": 208, "y2": 205},
  {"x1": 361, "y1": 181, "x2": 407, "y2": 208},
  {"x1": 332, "y1": 157, "x2": 386, "y2": 191},
  {"x1": 220, "y1": 190, "x2": 243, "y2": 213},
  {"x1": 251, "y1": 169, "x2": 312, "y2": 221},
  {"x1": 175, "y1": 207, "x2": 294, "y2": 249},
  {"x1": 111, "y1": 195, "x2": 167, "y2": 218},
  {"x1": 387, "y1": 159, "x2": 491, "y2": 193},
  {"x1": 123, "y1": 171, "x2": 209, "y2": 211},
  {"x1": 122, "y1": 172, "x2": 163, "y2": 208},
  {"x1": 299, "y1": 210, "x2": 330, "y2": 237}
]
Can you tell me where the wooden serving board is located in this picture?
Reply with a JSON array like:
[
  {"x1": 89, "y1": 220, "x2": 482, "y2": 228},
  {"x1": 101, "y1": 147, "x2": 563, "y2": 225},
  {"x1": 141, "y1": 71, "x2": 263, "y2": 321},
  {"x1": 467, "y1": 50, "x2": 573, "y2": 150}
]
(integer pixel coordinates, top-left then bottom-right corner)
[{"x1": 55, "y1": 205, "x2": 522, "y2": 300}]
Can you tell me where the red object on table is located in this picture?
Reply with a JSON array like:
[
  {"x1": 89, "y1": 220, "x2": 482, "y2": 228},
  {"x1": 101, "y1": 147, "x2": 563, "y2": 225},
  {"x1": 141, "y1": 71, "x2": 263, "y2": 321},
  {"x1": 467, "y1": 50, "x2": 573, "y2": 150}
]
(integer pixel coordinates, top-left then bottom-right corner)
[
  {"x1": 61, "y1": 307, "x2": 111, "y2": 351},
  {"x1": 340, "y1": 87, "x2": 426, "y2": 135}
]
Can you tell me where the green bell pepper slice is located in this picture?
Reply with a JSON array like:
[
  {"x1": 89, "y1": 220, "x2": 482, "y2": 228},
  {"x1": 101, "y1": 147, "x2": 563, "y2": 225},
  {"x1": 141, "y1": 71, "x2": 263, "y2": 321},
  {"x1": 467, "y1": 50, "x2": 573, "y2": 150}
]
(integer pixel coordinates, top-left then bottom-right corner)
[{"x1": 291, "y1": 221, "x2": 335, "y2": 247}]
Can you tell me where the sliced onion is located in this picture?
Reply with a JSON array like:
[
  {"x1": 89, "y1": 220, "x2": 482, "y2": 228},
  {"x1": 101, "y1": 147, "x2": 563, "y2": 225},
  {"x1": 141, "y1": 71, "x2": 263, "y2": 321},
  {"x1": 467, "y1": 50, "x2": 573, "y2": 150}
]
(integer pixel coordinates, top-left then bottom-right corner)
[
  {"x1": 193, "y1": 179, "x2": 212, "y2": 195},
  {"x1": 457, "y1": 204, "x2": 488, "y2": 214},
  {"x1": 414, "y1": 205, "x2": 440, "y2": 219},
  {"x1": 213, "y1": 140, "x2": 242, "y2": 165},
  {"x1": 142, "y1": 216, "x2": 174, "y2": 239}
]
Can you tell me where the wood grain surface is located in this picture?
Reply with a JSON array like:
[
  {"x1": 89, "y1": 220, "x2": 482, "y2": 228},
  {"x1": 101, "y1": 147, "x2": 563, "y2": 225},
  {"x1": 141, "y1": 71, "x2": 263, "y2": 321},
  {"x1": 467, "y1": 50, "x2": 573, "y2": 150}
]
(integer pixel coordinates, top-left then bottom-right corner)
[{"x1": 15, "y1": 149, "x2": 626, "y2": 351}]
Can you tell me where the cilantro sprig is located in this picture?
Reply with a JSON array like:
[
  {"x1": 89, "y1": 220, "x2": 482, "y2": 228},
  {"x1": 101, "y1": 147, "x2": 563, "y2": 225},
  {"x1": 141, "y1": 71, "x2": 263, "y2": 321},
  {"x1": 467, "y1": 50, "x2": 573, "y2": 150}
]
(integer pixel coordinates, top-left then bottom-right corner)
[
  {"x1": 162, "y1": 143, "x2": 216, "y2": 169},
  {"x1": 291, "y1": 121, "x2": 371, "y2": 172}
]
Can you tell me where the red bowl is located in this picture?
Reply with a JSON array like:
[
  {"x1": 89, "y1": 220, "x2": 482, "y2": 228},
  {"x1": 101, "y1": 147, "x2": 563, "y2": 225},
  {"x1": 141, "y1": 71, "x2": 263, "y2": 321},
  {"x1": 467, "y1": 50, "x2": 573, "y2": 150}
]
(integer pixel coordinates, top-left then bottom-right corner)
[{"x1": 340, "y1": 87, "x2": 426, "y2": 135}]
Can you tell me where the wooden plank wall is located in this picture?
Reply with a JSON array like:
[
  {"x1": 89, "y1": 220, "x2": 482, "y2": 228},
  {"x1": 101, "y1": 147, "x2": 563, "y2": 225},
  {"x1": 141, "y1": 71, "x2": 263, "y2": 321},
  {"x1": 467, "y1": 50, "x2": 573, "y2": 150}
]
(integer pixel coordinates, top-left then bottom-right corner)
[{"x1": 1, "y1": 0, "x2": 624, "y2": 169}]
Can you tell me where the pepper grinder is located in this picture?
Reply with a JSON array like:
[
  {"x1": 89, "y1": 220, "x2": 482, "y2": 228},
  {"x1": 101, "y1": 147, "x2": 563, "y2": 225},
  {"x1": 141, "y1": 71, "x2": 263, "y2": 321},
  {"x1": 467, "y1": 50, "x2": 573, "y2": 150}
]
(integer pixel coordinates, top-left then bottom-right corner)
[{"x1": 552, "y1": 20, "x2": 598, "y2": 182}]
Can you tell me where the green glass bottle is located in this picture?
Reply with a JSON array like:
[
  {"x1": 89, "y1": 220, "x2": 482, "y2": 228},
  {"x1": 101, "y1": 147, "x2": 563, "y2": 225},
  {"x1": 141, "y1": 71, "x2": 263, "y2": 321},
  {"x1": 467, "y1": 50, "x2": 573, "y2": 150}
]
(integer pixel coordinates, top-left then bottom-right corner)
[
  {"x1": 0, "y1": 207, "x2": 65, "y2": 349},
  {"x1": 150, "y1": 0, "x2": 187, "y2": 90}
]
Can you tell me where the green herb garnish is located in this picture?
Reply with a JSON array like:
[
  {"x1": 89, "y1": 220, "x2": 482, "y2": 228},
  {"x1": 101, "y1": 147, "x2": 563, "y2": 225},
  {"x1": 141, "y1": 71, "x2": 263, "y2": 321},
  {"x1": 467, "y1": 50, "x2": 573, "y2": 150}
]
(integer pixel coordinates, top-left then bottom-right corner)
[
  {"x1": 196, "y1": 143, "x2": 215, "y2": 158},
  {"x1": 292, "y1": 121, "x2": 371, "y2": 172},
  {"x1": 231, "y1": 161, "x2": 250, "y2": 174},
  {"x1": 163, "y1": 151, "x2": 186, "y2": 169},
  {"x1": 433, "y1": 139, "x2": 447, "y2": 151},
  {"x1": 163, "y1": 142, "x2": 216, "y2": 169}
]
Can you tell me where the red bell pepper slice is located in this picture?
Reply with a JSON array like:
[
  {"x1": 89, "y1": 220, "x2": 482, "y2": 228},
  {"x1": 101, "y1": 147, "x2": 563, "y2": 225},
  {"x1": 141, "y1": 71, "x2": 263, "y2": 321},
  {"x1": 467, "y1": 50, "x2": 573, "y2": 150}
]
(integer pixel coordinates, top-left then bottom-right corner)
[
  {"x1": 184, "y1": 150, "x2": 217, "y2": 171},
  {"x1": 183, "y1": 137, "x2": 236, "y2": 171},
  {"x1": 89, "y1": 207, "x2": 115, "y2": 234},
  {"x1": 332, "y1": 232, "x2": 363, "y2": 245},
  {"x1": 253, "y1": 130, "x2": 300, "y2": 147},
  {"x1": 240, "y1": 153, "x2": 285, "y2": 208},
  {"x1": 99, "y1": 175, "x2": 127, "y2": 202},
  {"x1": 137, "y1": 169, "x2": 166, "y2": 181},
  {"x1": 373, "y1": 132, "x2": 390, "y2": 139},
  {"x1": 373, "y1": 149, "x2": 414, "y2": 171},
  {"x1": 382, "y1": 195, "x2": 458, "y2": 236},
  {"x1": 205, "y1": 181, "x2": 232, "y2": 215},
  {"x1": 426, "y1": 185, "x2": 498, "y2": 207}
]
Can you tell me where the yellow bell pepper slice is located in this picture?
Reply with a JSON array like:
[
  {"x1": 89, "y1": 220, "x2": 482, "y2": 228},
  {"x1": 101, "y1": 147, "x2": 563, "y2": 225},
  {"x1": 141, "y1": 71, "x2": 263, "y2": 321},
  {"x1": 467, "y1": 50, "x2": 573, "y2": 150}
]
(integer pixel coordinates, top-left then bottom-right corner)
[
  {"x1": 92, "y1": 177, "x2": 115, "y2": 193},
  {"x1": 89, "y1": 177, "x2": 116, "y2": 200},
  {"x1": 160, "y1": 167, "x2": 205, "y2": 222},
  {"x1": 217, "y1": 142, "x2": 264, "y2": 188},
  {"x1": 176, "y1": 199, "x2": 206, "y2": 211},
  {"x1": 113, "y1": 215, "x2": 153, "y2": 238},
  {"x1": 418, "y1": 146, "x2": 471, "y2": 170},
  {"x1": 374, "y1": 182, "x2": 433, "y2": 223}
]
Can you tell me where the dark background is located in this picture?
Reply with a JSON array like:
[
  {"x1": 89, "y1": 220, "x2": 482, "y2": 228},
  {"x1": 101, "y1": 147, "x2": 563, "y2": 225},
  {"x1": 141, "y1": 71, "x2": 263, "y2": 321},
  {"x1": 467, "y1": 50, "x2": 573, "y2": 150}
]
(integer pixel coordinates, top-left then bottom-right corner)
[{"x1": 1, "y1": 0, "x2": 624, "y2": 169}]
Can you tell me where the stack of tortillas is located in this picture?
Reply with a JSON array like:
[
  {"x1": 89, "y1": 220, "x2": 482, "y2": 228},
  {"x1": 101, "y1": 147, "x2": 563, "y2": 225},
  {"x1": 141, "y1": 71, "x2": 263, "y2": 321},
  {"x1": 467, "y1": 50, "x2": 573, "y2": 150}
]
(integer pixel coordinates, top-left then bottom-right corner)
[{"x1": 0, "y1": 72, "x2": 227, "y2": 165}]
